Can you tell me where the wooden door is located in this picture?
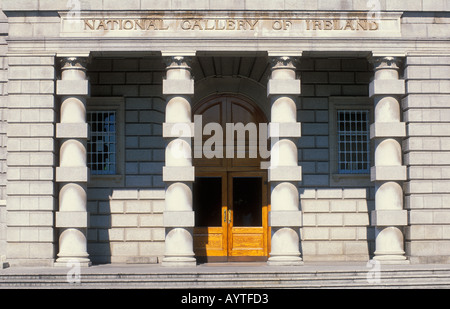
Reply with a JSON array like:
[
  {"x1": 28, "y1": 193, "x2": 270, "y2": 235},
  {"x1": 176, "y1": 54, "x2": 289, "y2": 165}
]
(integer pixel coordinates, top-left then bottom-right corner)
[
  {"x1": 192, "y1": 94, "x2": 269, "y2": 262},
  {"x1": 193, "y1": 172, "x2": 228, "y2": 258},
  {"x1": 227, "y1": 172, "x2": 269, "y2": 260},
  {"x1": 193, "y1": 95, "x2": 267, "y2": 172},
  {"x1": 193, "y1": 171, "x2": 269, "y2": 261}
]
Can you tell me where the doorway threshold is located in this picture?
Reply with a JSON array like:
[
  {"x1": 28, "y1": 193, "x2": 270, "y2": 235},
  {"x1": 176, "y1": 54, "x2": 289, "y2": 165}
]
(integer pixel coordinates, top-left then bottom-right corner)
[
  {"x1": 196, "y1": 256, "x2": 268, "y2": 264},
  {"x1": 198, "y1": 262, "x2": 268, "y2": 267}
]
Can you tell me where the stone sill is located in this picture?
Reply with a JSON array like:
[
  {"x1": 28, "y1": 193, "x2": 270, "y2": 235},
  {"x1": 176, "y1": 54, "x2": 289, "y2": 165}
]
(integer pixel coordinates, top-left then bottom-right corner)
[
  {"x1": 331, "y1": 173, "x2": 370, "y2": 181},
  {"x1": 330, "y1": 173, "x2": 371, "y2": 187},
  {"x1": 89, "y1": 174, "x2": 124, "y2": 188}
]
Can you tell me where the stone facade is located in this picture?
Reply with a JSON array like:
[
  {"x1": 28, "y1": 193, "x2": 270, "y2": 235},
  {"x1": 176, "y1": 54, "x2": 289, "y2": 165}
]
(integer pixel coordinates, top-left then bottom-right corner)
[
  {"x1": 0, "y1": 0, "x2": 449, "y2": 267},
  {"x1": 6, "y1": 54, "x2": 57, "y2": 266},
  {"x1": 403, "y1": 55, "x2": 450, "y2": 264},
  {"x1": 86, "y1": 57, "x2": 167, "y2": 265}
]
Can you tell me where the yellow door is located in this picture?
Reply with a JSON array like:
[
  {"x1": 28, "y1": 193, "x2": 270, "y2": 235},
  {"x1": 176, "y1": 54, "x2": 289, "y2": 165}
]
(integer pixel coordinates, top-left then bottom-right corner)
[
  {"x1": 193, "y1": 172, "x2": 228, "y2": 259},
  {"x1": 193, "y1": 171, "x2": 269, "y2": 262},
  {"x1": 227, "y1": 172, "x2": 269, "y2": 261}
]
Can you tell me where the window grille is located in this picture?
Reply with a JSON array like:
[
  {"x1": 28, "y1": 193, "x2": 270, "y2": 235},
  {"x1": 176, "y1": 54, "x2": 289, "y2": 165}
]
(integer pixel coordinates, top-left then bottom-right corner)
[
  {"x1": 337, "y1": 110, "x2": 370, "y2": 174},
  {"x1": 87, "y1": 111, "x2": 117, "y2": 175}
]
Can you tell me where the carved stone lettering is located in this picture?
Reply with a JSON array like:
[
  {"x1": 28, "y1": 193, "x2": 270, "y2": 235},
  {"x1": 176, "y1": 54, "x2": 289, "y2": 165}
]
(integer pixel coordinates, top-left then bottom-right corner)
[
  {"x1": 62, "y1": 13, "x2": 401, "y2": 38},
  {"x1": 82, "y1": 18, "x2": 378, "y2": 32}
]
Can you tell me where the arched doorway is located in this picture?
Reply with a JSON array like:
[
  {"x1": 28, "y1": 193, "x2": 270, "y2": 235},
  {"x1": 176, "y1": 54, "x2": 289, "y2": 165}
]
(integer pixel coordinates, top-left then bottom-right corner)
[{"x1": 192, "y1": 94, "x2": 270, "y2": 262}]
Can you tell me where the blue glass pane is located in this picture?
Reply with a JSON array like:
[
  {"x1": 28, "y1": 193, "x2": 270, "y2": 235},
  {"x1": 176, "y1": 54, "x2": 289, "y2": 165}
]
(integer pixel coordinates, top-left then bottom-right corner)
[{"x1": 87, "y1": 110, "x2": 117, "y2": 175}]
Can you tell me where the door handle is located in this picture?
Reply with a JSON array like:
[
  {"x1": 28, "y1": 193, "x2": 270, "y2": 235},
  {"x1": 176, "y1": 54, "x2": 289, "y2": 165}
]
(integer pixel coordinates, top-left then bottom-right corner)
[
  {"x1": 224, "y1": 209, "x2": 227, "y2": 223},
  {"x1": 228, "y1": 210, "x2": 232, "y2": 224}
]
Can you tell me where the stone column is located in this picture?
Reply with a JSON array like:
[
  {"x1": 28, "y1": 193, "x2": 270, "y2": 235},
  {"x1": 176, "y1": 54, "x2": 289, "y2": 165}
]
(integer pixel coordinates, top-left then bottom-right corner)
[
  {"x1": 369, "y1": 55, "x2": 409, "y2": 264},
  {"x1": 161, "y1": 54, "x2": 196, "y2": 267},
  {"x1": 267, "y1": 53, "x2": 303, "y2": 266},
  {"x1": 54, "y1": 56, "x2": 91, "y2": 267}
]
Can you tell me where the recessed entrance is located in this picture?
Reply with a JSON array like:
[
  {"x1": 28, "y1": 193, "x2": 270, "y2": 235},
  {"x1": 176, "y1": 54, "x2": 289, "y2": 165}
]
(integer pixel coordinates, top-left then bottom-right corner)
[{"x1": 192, "y1": 95, "x2": 270, "y2": 262}]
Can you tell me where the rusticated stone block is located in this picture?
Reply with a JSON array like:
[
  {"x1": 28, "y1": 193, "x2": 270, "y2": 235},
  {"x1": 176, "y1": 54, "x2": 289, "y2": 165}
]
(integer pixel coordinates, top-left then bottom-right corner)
[
  {"x1": 371, "y1": 210, "x2": 408, "y2": 227},
  {"x1": 369, "y1": 79, "x2": 405, "y2": 97},
  {"x1": 269, "y1": 210, "x2": 302, "y2": 227},
  {"x1": 55, "y1": 211, "x2": 89, "y2": 228},
  {"x1": 267, "y1": 79, "x2": 301, "y2": 96},
  {"x1": 163, "y1": 211, "x2": 195, "y2": 227}
]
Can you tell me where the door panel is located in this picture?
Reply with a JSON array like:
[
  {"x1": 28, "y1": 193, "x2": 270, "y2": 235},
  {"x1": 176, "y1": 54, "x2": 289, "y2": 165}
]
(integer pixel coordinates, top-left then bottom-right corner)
[
  {"x1": 229, "y1": 228, "x2": 265, "y2": 257},
  {"x1": 193, "y1": 173, "x2": 227, "y2": 258},
  {"x1": 194, "y1": 227, "x2": 227, "y2": 257},
  {"x1": 193, "y1": 177, "x2": 222, "y2": 227},
  {"x1": 193, "y1": 95, "x2": 267, "y2": 172},
  {"x1": 232, "y1": 177, "x2": 262, "y2": 227},
  {"x1": 193, "y1": 97, "x2": 227, "y2": 169},
  {"x1": 228, "y1": 172, "x2": 268, "y2": 259}
]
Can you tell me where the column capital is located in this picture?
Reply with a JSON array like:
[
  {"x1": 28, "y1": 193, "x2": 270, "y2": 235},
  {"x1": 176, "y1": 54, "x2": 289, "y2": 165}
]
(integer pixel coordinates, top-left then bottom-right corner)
[
  {"x1": 369, "y1": 56, "x2": 403, "y2": 71},
  {"x1": 267, "y1": 54, "x2": 301, "y2": 94},
  {"x1": 59, "y1": 56, "x2": 89, "y2": 71},
  {"x1": 163, "y1": 55, "x2": 194, "y2": 70},
  {"x1": 269, "y1": 56, "x2": 300, "y2": 70},
  {"x1": 163, "y1": 55, "x2": 195, "y2": 94}
]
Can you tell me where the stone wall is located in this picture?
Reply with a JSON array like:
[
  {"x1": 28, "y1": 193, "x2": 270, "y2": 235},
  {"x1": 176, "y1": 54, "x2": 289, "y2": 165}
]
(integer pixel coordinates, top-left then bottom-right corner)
[
  {"x1": 2, "y1": 0, "x2": 449, "y2": 12},
  {"x1": 0, "y1": 14, "x2": 6, "y2": 202},
  {"x1": 6, "y1": 54, "x2": 57, "y2": 267},
  {"x1": 0, "y1": 200, "x2": 6, "y2": 267},
  {"x1": 301, "y1": 188, "x2": 370, "y2": 261},
  {"x1": 0, "y1": 8, "x2": 7, "y2": 267},
  {"x1": 298, "y1": 57, "x2": 374, "y2": 261},
  {"x1": 298, "y1": 57, "x2": 372, "y2": 187},
  {"x1": 86, "y1": 57, "x2": 166, "y2": 264},
  {"x1": 98, "y1": 189, "x2": 165, "y2": 264},
  {"x1": 403, "y1": 55, "x2": 450, "y2": 263}
]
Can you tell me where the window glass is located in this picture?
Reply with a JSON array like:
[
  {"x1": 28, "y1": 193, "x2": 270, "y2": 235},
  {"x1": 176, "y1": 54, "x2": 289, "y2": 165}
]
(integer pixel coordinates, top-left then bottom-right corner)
[
  {"x1": 193, "y1": 177, "x2": 222, "y2": 227},
  {"x1": 87, "y1": 111, "x2": 117, "y2": 175},
  {"x1": 337, "y1": 110, "x2": 370, "y2": 174}
]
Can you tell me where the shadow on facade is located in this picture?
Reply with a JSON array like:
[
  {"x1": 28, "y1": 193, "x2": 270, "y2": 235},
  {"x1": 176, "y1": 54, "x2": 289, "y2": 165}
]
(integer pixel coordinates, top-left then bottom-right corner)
[{"x1": 87, "y1": 187, "x2": 113, "y2": 265}]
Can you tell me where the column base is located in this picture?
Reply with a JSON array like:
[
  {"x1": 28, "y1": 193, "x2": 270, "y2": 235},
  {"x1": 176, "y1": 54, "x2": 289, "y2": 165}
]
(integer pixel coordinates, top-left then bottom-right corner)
[
  {"x1": 267, "y1": 255, "x2": 304, "y2": 266},
  {"x1": 1, "y1": 260, "x2": 8, "y2": 269},
  {"x1": 54, "y1": 257, "x2": 92, "y2": 267},
  {"x1": 161, "y1": 256, "x2": 197, "y2": 267},
  {"x1": 372, "y1": 254, "x2": 410, "y2": 265},
  {"x1": 0, "y1": 256, "x2": 8, "y2": 269}
]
